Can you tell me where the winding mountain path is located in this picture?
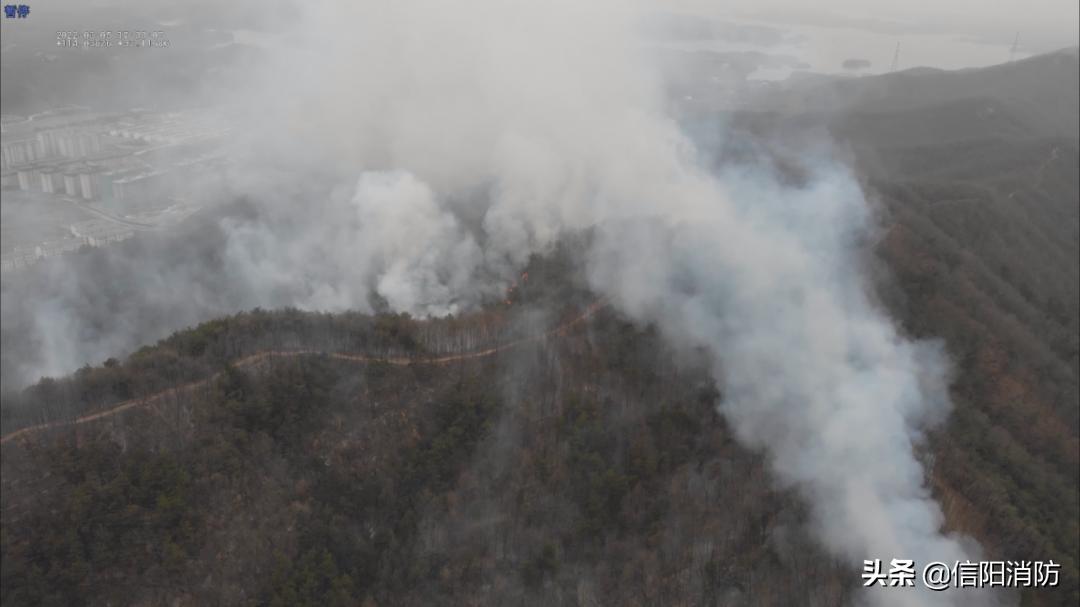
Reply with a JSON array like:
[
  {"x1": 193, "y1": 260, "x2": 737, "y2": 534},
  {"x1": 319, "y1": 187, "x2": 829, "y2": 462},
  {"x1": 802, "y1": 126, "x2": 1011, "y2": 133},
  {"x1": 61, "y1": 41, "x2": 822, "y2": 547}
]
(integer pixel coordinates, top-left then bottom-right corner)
[{"x1": 1, "y1": 301, "x2": 606, "y2": 446}]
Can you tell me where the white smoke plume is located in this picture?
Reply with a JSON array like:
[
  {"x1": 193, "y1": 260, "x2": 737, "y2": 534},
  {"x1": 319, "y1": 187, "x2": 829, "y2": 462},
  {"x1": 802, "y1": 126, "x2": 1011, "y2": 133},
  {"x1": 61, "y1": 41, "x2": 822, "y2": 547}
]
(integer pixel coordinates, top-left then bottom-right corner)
[{"x1": 213, "y1": 2, "x2": 983, "y2": 605}]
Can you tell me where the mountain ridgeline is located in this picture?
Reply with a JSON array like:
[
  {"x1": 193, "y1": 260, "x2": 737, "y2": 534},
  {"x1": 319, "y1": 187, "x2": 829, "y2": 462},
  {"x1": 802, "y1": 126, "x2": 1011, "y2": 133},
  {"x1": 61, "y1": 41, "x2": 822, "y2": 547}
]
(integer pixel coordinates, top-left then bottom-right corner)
[{"x1": 1, "y1": 272, "x2": 854, "y2": 606}]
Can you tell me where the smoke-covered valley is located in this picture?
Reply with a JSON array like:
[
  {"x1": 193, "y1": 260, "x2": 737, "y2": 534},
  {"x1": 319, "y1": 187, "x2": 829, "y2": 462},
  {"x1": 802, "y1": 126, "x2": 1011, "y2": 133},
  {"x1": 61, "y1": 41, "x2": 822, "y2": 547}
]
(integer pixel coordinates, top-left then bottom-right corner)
[{"x1": 2, "y1": 1, "x2": 1077, "y2": 606}]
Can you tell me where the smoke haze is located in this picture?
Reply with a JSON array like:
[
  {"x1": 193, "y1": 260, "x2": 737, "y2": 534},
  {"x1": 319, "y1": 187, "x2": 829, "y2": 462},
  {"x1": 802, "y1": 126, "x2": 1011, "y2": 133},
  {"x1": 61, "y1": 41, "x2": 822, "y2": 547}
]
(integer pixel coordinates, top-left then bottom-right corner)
[
  {"x1": 242, "y1": 3, "x2": 988, "y2": 604},
  {"x1": 2, "y1": 1, "x2": 1005, "y2": 604}
]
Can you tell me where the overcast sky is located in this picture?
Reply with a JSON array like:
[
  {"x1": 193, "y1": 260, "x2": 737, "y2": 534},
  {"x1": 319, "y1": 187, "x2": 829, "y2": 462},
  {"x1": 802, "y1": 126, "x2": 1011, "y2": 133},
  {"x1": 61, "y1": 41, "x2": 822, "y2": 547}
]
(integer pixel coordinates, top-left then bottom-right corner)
[
  {"x1": 651, "y1": 0, "x2": 1076, "y2": 76},
  {"x1": 2, "y1": 0, "x2": 1078, "y2": 83},
  {"x1": 8, "y1": 0, "x2": 1078, "y2": 50},
  {"x1": 678, "y1": 0, "x2": 1079, "y2": 52}
]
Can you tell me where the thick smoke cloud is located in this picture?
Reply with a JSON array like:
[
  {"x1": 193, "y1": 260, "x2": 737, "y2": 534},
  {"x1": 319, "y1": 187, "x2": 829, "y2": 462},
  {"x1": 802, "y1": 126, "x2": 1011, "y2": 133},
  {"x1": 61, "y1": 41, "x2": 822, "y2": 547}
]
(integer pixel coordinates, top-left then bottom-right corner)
[
  {"x1": 586, "y1": 172, "x2": 978, "y2": 606},
  {"x1": 220, "y1": 171, "x2": 486, "y2": 315},
  {"x1": 2, "y1": 1, "x2": 987, "y2": 603},
  {"x1": 236, "y1": 2, "x2": 980, "y2": 604}
]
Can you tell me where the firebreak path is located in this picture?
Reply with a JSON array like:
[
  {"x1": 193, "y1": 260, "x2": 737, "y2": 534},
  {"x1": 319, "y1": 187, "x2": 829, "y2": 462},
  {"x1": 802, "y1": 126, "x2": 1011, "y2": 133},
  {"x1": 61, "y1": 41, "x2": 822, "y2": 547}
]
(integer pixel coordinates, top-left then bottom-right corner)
[{"x1": 0, "y1": 301, "x2": 606, "y2": 446}]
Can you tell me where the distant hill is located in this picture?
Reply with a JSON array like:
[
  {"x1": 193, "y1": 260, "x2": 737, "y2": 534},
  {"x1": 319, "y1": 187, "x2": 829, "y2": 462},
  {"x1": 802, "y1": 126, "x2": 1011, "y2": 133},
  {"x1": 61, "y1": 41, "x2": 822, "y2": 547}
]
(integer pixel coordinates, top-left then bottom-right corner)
[{"x1": 753, "y1": 47, "x2": 1079, "y2": 140}]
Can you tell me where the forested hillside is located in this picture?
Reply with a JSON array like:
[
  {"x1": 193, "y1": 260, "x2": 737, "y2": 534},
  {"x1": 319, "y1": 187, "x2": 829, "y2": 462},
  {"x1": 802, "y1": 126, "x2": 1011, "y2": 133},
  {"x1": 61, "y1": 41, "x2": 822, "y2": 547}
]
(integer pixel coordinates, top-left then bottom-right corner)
[
  {"x1": 2, "y1": 241, "x2": 1076, "y2": 605},
  {"x1": 871, "y1": 138, "x2": 1079, "y2": 604},
  {"x1": 2, "y1": 51, "x2": 1078, "y2": 606},
  {"x1": 748, "y1": 49, "x2": 1080, "y2": 604},
  {"x1": 2, "y1": 284, "x2": 855, "y2": 606},
  {"x1": 711, "y1": 52, "x2": 1080, "y2": 605}
]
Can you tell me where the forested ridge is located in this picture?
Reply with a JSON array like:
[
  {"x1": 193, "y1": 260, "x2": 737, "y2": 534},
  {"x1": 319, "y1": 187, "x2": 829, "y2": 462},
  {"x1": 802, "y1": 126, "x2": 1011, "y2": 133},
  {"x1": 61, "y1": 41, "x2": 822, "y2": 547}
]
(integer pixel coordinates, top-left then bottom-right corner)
[
  {"x1": 2, "y1": 288, "x2": 856, "y2": 606},
  {"x1": 3, "y1": 51, "x2": 1079, "y2": 606},
  {"x1": 2, "y1": 239, "x2": 1076, "y2": 605}
]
